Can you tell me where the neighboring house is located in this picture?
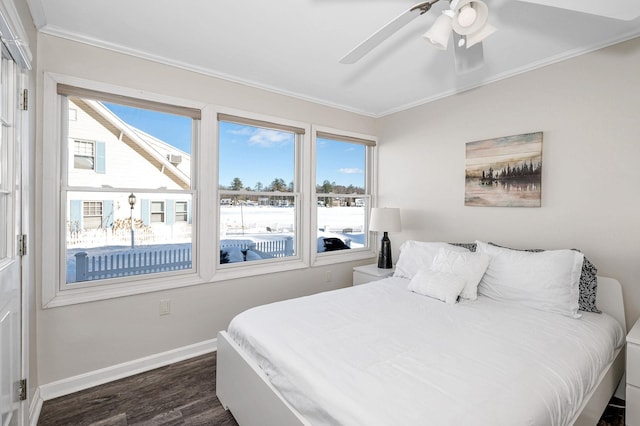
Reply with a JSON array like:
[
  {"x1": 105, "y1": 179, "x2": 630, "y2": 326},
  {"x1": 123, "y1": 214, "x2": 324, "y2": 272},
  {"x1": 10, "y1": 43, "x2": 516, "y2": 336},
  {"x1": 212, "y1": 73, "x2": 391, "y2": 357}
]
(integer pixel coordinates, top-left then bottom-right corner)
[{"x1": 66, "y1": 99, "x2": 192, "y2": 240}]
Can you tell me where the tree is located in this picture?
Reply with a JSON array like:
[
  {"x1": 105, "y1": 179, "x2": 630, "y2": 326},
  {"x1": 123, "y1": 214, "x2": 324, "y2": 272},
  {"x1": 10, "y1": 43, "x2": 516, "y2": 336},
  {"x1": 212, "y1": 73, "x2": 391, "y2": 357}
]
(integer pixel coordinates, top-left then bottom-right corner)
[
  {"x1": 230, "y1": 177, "x2": 243, "y2": 190},
  {"x1": 254, "y1": 182, "x2": 264, "y2": 192},
  {"x1": 270, "y1": 178, "x2": 287, "y2": 192},
  {"x1": 321, "y1": 180, "x2": 333, "y2": 194}
]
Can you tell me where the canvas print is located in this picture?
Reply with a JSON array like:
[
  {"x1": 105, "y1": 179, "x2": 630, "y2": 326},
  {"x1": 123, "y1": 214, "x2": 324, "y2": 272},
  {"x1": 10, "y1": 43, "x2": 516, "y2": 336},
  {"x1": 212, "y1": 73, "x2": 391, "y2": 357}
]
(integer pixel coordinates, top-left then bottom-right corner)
[{"x1": 465, "y1": 132, "x2": 542, "y2": 207}]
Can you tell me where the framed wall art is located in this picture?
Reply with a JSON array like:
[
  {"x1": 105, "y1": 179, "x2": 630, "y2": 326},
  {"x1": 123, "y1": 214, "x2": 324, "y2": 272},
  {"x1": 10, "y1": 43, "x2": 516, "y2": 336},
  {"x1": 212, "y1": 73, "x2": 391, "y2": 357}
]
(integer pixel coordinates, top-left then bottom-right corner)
[{"x1": 465, "y1": 132, "x2": 543, "y2": 207}]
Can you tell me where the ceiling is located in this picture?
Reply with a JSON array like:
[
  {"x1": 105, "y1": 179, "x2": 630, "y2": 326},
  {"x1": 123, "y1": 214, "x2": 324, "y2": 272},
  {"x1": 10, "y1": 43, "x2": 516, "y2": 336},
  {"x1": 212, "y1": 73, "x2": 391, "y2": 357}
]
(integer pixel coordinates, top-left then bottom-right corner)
[{"x1": 26, "y1": 0, "x2": 640, "y2": 117}]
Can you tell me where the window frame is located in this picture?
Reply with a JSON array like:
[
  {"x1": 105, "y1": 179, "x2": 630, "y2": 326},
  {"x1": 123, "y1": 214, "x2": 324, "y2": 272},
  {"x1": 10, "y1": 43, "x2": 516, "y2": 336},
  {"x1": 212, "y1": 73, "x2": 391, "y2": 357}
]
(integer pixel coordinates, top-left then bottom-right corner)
[
  {"x1": 41, "y1": 73, "x2": 211, "y2": 308},
  {"x1": 0, "y1": 52, "x2": 16, "y2": 266},
  {"x1": 212, "y1": 108, "x2": 311, "y2": 281},
  {"x1": 175, "y1": 201, "x2": 188, "y2": 223},
  {"x1": 73, "y1": 139, "x2": 96, "y2": 170},
  {"x1": 41, "y1": 74, "x2": 377, "y2": 308},
  {"x1": 150, "y1": 200, "x2": 166, "y2": 223},
  {"x1": 82, "y1": 200, "x2": 103, "y2": 229},
  {"x1": 311, "y1": 125, "x2": 378, "y2": 267}
]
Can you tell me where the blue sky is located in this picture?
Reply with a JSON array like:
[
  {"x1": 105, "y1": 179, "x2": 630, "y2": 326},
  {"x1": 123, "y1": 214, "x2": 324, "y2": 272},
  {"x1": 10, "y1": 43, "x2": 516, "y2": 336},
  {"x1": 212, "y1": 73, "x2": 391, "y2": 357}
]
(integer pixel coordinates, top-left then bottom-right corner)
[{"x1": 106, "y1": 104, "x2": 365, "y2": 189}]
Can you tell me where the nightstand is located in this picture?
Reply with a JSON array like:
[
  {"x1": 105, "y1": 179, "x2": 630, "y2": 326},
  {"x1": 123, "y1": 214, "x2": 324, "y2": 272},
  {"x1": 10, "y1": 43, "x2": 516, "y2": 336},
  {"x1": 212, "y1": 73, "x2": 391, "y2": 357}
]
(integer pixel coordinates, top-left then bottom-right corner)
[
  {"x1": 352, "y1": 264, "x2": 395, "y2": 286},
  {"x1": 627, "y1": 317, "x2": 640, "y2": 425}
]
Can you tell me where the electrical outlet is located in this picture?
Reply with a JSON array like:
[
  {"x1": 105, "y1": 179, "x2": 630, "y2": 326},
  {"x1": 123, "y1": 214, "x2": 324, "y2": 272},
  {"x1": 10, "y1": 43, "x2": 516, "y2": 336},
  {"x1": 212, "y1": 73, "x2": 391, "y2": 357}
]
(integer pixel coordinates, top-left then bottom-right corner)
[
  {"x1": 159, "y1": 299, "x2": 171, "y2": 316},
  {"x1": 325, "y1": 271, "x2": 332, "y2": 282}
]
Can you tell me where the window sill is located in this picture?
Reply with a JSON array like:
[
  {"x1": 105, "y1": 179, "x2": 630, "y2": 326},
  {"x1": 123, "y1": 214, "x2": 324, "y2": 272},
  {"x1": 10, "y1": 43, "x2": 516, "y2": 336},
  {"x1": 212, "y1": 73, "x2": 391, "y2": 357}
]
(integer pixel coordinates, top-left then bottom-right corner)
[
  {"x1": 43, "y1": 271, "x2": 206, "y2": 308},
  {"x1": 43, "y1": 249, "x2": 377, "y2": 308},
  {"x1": 312, "y1": 248, "x2": 376, "y2": 267},
  {"x1": 212, "y1": 257, "x2": 309, "y2": 282}
]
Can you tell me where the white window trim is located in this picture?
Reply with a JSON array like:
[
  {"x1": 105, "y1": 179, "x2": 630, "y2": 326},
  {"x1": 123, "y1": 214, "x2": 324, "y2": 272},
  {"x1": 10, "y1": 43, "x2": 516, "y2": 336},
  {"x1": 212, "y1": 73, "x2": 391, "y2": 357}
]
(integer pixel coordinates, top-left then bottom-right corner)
[
  {"x1": 175, "y1": 201, "x2": 188, "y2": 222},
  {"x1": 150, "y1": 200, "x2": 166, "y2": 223},
  {"x1": 212, "y1": 107, "x2": 312, "y2": 283},
  {"x1": 41, "y1": 74, "x2": 378, "y2": 308},
  {"x1": 311, "y1": 125, "x2": 378, "y2": 267},
  {"x1": 41, "y1": 73, "x2": 210, "y2": 308},
  {"x1": 73, "y1": 139, "x2": 96, "y2": 170}
]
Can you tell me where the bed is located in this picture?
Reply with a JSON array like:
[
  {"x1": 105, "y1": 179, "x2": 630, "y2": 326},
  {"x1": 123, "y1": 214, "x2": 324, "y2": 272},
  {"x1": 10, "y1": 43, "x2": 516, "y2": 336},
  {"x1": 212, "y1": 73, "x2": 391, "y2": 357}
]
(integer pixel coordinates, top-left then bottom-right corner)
[{"x1": 216, "y1": 241, "x2": 626, "y2": 426}]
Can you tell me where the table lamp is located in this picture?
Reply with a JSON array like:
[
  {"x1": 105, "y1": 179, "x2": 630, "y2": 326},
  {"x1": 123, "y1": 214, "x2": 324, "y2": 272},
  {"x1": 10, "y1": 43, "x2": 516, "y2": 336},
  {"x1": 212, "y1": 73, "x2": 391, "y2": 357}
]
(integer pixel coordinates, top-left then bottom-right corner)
[{"x1": 369, "y1": 207, "x2": 401, "y2": 269}]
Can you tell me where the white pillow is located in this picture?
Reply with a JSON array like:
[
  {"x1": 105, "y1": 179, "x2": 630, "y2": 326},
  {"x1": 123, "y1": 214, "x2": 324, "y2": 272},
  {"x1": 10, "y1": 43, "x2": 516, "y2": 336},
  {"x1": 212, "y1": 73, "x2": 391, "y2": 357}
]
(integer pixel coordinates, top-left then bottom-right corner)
[
  {"x1": 408, "y1": 267, "x2": 466, "y2": 304},
  {"x1": 393, "y1": 241, "x2": 470, "y2": 279},
  {"x1": 431, "y1": 248, "x2": 490, "y2": 300},
  {"x1": 475, "y1": 241, "x2": 583, "y2": 318}
]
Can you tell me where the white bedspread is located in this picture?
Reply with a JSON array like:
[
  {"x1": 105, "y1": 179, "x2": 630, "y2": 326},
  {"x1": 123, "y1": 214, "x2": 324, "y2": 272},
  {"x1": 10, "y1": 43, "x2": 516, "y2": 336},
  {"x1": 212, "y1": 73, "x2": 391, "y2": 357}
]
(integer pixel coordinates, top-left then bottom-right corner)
[{"x1": 227, "y1": 277, "x2": 624, "y2": 426}]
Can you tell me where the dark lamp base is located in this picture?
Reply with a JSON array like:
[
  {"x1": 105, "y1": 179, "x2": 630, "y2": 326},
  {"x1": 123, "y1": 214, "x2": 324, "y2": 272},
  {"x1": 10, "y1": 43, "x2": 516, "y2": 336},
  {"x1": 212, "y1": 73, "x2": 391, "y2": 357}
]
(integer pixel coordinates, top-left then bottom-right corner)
[{"x1": 377, "y1": 232, "x2": 393, "y2": 269}]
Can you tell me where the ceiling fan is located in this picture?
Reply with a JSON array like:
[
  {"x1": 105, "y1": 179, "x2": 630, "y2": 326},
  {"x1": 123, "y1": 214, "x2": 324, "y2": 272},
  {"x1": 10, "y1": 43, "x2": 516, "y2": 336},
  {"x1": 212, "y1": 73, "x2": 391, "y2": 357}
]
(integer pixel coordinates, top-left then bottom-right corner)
[
  {"x1": 339, "y1": 0, "x2": 497, "y2": 73},
  {"x1": 339, "y1": 0, "x2": 640, "y2": 72}
]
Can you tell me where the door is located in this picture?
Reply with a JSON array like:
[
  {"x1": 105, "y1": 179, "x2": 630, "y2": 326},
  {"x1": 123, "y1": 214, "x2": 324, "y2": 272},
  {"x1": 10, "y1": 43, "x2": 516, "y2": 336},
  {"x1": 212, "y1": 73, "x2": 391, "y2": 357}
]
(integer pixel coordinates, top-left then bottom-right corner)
[{"x1": 0, "y1": 47, "x2": 23, "y2": 426}]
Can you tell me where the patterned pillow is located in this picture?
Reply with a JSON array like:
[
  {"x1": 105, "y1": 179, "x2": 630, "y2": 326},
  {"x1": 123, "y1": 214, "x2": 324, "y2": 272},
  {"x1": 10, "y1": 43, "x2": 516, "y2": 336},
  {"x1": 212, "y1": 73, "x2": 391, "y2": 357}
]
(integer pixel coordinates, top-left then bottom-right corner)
[
  {"x1": 449, "y1": 242, "x2": 477, "y2": 252},
  {"x1": 488, "y1": 242, "x2": 600, "y2": 313}
]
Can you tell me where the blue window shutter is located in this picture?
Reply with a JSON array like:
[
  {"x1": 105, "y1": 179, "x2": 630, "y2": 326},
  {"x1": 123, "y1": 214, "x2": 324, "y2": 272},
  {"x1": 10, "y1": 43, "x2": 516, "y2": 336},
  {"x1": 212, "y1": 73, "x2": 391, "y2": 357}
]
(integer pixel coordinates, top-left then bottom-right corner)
[
  {"x1": 141, "y1": 199, "x2": 150, "y2": 226},
  {"x1": 187, "y1": 200, "x2": 192, "y2": 224},
  {"x1": 95, "y1": 141, "x2": 106, "y2": 174},
  {"x1": 166, "y1": 199, "x2": 174, "y2": 225},
  {"x1": 103, "y1": 200, "x2": 114, "y2": 228},
  {"x1": 70, "y1": 200, "x2": 82, "y2": 231}
]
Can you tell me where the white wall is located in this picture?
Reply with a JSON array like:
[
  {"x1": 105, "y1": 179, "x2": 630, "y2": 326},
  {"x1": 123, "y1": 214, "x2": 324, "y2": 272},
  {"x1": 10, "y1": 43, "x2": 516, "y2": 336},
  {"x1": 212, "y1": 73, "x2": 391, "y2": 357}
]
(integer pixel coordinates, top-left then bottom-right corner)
[
  {"x1": 36, "y1": 31, "x2": 640, "y2": 388},
  {"x1": 377, "y1": 37, "x2": 640, "y2": 329},
  {"x1": 35, "y1": 34, "x2": 376, "y2": 384}
]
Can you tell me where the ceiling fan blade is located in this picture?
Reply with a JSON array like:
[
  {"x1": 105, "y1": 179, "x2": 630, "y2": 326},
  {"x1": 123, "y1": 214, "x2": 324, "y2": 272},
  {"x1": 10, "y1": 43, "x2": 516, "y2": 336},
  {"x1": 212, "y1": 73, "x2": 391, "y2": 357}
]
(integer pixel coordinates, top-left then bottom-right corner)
[
  {"x1": 453, "y1": 33, "x2": 484, "y2": 73},
  {"x1": 339, "y1": 1, "x2": 439, "y2": 64},
  {"x1": 515, "y1": 0, "x2": 640, "y2": 20}
]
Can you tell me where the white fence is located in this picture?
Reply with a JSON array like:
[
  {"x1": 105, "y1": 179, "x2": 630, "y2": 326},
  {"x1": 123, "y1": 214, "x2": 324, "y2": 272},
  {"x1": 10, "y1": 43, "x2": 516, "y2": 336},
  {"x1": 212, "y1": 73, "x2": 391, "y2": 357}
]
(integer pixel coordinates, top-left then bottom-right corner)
[
  {"x1": 74, "y1": 247, "x2": 192, "y2": 281},
  {"x1": 72, "y1": 237, "x2": 295, "y2": 282},
  {"x1": 220, "y1": 237, "x2": 294, "y2": 259}
]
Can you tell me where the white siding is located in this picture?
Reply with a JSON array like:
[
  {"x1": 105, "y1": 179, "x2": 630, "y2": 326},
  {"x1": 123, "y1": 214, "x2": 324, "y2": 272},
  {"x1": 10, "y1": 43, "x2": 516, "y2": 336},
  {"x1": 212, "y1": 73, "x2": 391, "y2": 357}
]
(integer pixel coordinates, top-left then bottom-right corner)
[{"x1": 67, "y1": 100, "x2": 185, "y2": 190}]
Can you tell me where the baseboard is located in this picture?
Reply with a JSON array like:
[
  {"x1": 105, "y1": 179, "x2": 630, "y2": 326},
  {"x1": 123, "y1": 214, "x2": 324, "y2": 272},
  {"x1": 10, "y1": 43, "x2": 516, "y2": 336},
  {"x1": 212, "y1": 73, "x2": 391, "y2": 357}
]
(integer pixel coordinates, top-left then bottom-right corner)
[
  {"x1": 29, "y1": 386, "x2": 43, "y2": 426},
  {"x1": 38, "y1": 338, "x2": 217, "y2": 403}
]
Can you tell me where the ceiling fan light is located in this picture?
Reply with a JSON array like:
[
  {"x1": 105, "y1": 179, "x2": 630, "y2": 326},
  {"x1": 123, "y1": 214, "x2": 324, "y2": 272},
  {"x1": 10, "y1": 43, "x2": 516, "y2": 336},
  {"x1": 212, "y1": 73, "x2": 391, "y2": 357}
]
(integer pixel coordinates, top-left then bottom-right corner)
[
  {"x1": 457, "y1": 5, "x2": 477, "y2": 27},
  {"x1": 452, "y1": 0, "x2": 489, "y2": 35},
  {"x1": 466, "y1": 23, "x2": 497, "y2": 48},
  {"x1": 423, "y1": 12, "x2": 453, "y2": 50}
]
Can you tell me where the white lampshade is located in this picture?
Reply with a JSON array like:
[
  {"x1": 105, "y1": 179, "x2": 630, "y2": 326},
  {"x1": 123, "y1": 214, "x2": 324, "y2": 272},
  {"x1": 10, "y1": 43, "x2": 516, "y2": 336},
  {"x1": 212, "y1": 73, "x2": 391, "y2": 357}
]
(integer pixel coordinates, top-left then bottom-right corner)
[
  {"x1": 451, "y1": 0, "x2": 489, "y2": 36},
  {"x1": 369, "y1": 208, "x2": 402, "y2": 233},
  {"x1": 423, "y1": 12, "x2": 453, "y2": 50}
]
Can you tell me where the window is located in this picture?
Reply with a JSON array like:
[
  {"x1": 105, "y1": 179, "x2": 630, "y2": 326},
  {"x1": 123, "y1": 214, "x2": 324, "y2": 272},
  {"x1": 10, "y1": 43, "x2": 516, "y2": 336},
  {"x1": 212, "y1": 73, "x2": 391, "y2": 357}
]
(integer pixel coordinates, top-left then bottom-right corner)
[
  {"x1": 74, "y1": 139, "x2": 95, "y2": 170},
  {"x1": 56, "y1": 82, "x2": 199, "y2": 289},
  {"x1": 42, "y1": 74, "x2": 377, "y2": 307},
  {"x1": 175, "y1": 201, "x2": 188, "y2": 222},
  {"x1": 0, "y1": 56, "x2": 14, "y2": 263},
  {"x1": 150, "y1": 201, "x2": 165, "y2": 223},
  {"x1": 217, "y1": 113, "x2": 303, "y2": 265},
  {"x1": 314, "y1": 129, "x2": 375, "y2": 257},
  {"x1": 82, "y1": 201, "x2": 103, "y2": 229}
]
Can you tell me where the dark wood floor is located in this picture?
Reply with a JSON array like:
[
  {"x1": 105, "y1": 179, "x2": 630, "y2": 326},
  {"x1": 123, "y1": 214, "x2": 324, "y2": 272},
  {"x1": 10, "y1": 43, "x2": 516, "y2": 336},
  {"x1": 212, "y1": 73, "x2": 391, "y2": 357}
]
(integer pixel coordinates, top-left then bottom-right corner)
[
  {"x1": 38, "y1": 352, "x2": 238, "y2": 425},
  {"x1": 38, "y1": 351, "x2": 624, "y2": 425}
]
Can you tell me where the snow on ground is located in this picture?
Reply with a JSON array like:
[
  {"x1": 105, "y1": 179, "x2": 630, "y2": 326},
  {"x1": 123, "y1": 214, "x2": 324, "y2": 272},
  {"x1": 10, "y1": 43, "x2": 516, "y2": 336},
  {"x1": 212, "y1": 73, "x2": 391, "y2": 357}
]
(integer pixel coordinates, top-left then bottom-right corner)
[{"x1": 67, "y1": 206, "x2": 366, "y2": 283}]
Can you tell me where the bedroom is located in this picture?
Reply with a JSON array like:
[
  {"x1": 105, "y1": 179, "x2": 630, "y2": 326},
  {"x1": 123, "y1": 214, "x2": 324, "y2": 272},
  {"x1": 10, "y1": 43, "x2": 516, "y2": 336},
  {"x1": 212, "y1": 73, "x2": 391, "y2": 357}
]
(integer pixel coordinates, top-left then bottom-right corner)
[{"x1": 1, "y1": 0, "x2": 639, "y2": 424}]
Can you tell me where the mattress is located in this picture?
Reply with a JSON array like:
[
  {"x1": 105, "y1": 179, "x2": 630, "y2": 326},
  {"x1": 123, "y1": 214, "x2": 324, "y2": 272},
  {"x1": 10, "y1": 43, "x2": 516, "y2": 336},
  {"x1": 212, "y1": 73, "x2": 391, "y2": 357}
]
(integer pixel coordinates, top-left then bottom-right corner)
[{"x1": 227, "y1": 277, "x2": 624, "y2": 426}]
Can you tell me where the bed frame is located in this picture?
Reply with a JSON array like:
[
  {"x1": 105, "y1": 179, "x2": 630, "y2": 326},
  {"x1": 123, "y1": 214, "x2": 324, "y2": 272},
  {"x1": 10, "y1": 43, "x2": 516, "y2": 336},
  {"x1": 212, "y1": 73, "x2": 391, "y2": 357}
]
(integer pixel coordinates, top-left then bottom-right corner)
[{"x1": 216, "y1": 276, "x2": 626, "y2": 426}]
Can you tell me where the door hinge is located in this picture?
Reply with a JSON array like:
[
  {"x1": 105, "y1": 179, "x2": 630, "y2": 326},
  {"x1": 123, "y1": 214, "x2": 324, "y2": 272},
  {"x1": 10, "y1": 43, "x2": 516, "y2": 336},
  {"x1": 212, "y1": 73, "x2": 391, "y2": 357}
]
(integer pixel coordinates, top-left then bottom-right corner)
[
  {"x1": 18, "y1": 378, "x2": 27, "y2": 401},
  {"x1": 17, "y1": 234, "x2": 27, "y2": 256},
  {"x1": 19, "y1": 88, "x2": 27, "y2": 111}
]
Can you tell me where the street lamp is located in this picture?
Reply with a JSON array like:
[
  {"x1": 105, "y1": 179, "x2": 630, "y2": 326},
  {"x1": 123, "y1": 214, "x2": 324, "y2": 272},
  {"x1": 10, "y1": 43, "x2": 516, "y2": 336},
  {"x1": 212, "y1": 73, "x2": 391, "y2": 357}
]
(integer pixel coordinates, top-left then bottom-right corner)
[{"x1": 128, "y1": 193, "x2": 136, "y2": 249}]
